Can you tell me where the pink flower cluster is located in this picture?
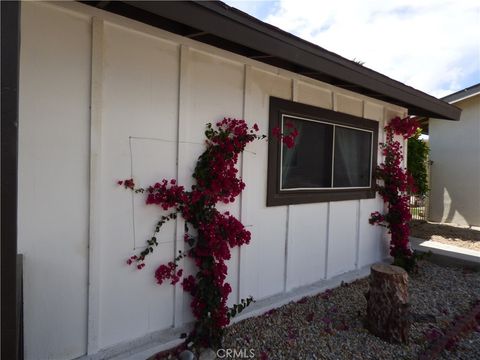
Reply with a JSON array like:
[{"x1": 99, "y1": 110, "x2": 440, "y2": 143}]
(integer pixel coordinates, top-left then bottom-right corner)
[
  {"x1": 272, "y1": 122, "x2": 299, "y2": 148},
  {"x1": 386, "y1": 116, "x2": 419, "y2": 139},
  {"x1": 155, "y1": 262, "x2": 183, "y2": 285},
  {"x1": 126, "y1": 255, "x2": 145, "y2": 269},
  {"x1": 370, "y1": 116, "x2": 420, "y2": 265},
  {"x1": 118, "y1": 178, "x2": 135, "y2": 189},
  {"x1": 181, "y1": 275, "x2": 196, "y2": 293},
  {"x1": 146, "y1": 179, "x2": 186, "y2": 210},
  {"x1": 368, "y1": 211, "x2": 385, "y2": 225},
  {"x1": 120, "y1": 118, "x2": 264, "y2": 347},
  {"x1": 191, "y1": 119, "x2": 264, "y2": 207}
]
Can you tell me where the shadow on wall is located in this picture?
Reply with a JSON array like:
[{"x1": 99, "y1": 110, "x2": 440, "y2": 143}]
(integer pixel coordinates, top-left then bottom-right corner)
[{"x1": 429, "y1": 170, "x2": 480, "y2": 227}]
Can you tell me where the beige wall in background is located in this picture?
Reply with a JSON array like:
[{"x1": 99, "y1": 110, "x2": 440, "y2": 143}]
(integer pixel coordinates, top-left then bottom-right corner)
[{"x1": 429, "y1": 95, "x2": 480, "y2": 226}]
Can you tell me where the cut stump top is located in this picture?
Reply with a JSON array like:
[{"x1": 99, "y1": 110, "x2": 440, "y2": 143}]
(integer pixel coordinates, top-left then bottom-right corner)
[{"x1": 371, "y1": 263, "x2": 407, "y2": 276}]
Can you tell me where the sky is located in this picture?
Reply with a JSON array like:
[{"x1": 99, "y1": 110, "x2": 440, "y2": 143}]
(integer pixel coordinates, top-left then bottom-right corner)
[{"x1": 223, "y1": 0, "x2": 480, "y2": 98}]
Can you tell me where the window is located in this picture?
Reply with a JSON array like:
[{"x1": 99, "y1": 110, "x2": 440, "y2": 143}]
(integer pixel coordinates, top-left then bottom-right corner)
[{"x1": 267, "y1": 97, "x2": 378, "y2": 206}]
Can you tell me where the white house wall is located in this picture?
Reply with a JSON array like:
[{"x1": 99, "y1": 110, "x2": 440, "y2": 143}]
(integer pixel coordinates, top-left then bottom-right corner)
[
  {"x1": 18, "y1": 2, "x2": 406, "y2": 359},
  {"x1": 429, "y1": 95, "x2": 480, "y2": 226},
  {"x1": 98, "y1": 21, "x2": 180, "y2": 349},
  {"x1": 18, "y1": 3, "x2": 91, "y2": 359}
]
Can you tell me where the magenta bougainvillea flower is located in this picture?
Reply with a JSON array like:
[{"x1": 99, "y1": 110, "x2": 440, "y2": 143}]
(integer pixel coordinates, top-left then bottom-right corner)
[
  {"x1": 369, "y1": 116, "x2": 420, "y2": 270},
  {"x1": 119, "y1": 118, "x2": 266, "y2": 347},
  {"x1": 271, "y1": 122, "x2": 298, "y2": 149}
]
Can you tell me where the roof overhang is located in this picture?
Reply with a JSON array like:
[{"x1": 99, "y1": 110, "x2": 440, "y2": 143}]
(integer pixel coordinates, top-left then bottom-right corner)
[
  {"x1": 82, "y1": 0, "x2": 461, "y2": 121},
  {"x1": 442, "y1": 83, "x2": 480, "y2": 104}
]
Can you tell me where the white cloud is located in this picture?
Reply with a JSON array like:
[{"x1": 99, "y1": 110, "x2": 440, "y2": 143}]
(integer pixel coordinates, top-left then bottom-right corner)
[{"x1": 228, "y1": 0, "x2": 480, "y2": 97}]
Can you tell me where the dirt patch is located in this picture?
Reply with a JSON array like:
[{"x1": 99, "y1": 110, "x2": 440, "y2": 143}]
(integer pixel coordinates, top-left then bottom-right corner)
[{"x1": 410, "y1": 220, "x2": 480, "y2": 251}]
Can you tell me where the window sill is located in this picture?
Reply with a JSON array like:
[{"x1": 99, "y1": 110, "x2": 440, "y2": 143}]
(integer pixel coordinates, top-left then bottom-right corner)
[{"x1": 267, "y1": 188, "x2": 376, "y2": 206}]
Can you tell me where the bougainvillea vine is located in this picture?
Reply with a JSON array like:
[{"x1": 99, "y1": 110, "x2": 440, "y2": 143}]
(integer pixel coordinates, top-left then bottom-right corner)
[
  {"x1": 369, "y1": 116, "x2": 419, "y2": 271},
  {"x1": 271, "y1": 121, "x2": 299, "y2": 149},
  {"x1": 119, "y1": 118, "x2": 272, "y2": 348}
]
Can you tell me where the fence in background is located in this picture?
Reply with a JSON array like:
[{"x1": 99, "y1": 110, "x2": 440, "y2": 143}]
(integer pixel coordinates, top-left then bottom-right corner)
[
  {"x1": 408, "y1": 152, "x2": 431, "y2": 222},
  {"x1": 409, "y1": 195, "x2": 427, "y2": 221}
]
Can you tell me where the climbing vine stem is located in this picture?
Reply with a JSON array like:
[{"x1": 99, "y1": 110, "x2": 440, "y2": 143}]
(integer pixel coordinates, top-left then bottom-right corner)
[{"x1": 369, "y1": 116, "x2": 420, "y2": 272}]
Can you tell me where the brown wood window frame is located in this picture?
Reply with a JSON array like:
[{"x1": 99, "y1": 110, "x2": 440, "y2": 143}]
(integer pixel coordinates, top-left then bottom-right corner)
[{"x1": 267, "y1": 96, "x2": 379, "y2": 206}]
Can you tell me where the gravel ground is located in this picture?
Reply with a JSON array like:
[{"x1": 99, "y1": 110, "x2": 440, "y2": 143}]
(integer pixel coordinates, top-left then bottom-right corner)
[
  {"x1": 410, "y1": 220, "x2": 480, "y2": 251},
  {"x1": 155, "y1": 261, "x2": 479, "y2": 360},
  {"x1": 219, "y1": 261, "x2": 480, "y2": 360},
  {"x1": 440, "y1": 331, "x2": 480, "y2": 359},
  {"x1": 440, "y1": 331, "x2": 480, "y2": 360}
]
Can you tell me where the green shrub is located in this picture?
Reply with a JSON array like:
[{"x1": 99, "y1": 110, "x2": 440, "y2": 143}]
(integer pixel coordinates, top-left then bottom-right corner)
[{"x1": 407, "y1": 129, "x2": 429, "y2": 196}]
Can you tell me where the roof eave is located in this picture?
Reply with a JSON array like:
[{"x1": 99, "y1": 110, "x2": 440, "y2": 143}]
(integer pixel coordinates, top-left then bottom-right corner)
[
  {"x1": 84, "y1": 0, "x2": 461, "y2": 121},
  {"x1": 442, "y1": 83, "x2": 480, "y2": 104}
]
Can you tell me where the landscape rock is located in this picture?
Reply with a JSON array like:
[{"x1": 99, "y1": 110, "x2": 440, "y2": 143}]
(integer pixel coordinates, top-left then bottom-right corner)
[
  {"x1": 198, "y1": 348, "x2": 216, "y2": 360},
  {"x1": 178, "y1": 350, "x2": 195, "y2": 360}
]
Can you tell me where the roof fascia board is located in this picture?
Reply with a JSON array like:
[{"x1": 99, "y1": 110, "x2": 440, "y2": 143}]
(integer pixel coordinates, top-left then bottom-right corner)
[
  {"x1": 447, "y1": 91, "x2": 480, "y2": 104},
  {"x1": 442, "y1": 83, "x2": 480, "y2": 104}
]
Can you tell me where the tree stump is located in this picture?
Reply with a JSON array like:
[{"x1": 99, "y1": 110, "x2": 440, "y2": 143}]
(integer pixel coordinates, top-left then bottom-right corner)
[{"x1": 365, "y1": 263, "x2": 410, "y2": 343}]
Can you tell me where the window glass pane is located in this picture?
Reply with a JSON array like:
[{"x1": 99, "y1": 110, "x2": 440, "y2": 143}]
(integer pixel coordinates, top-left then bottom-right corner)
[
  {"x1": 333, "y1": 126, "x2": 372, "y2": 187},
  {"x1": 281, "y1": 117, "x2": 333, "y2": 189}
]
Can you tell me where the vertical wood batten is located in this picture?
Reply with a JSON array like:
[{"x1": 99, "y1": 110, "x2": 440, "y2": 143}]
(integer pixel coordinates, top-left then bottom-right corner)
[
  {"x1": 355, "y1": 200, "x2": 361, "y2": 269},
  {"x1": 88, "y1": 16, "x2": 104, "y2": 355},
  {"x1": 355, "y1": 101, "x2": 367, "y2": 269},
  {"x1": 324, "y1": 204, "x2": 330, "y2": 279},
  {"x1": 237, "y1": 64, "x2": 248, "y2": 303},
  {"x1": 403, "y1": 111, "x2": 408, "y2": 169},
  {"x1": 283, "y1": 79, "x2": 298, "y2": 292},
  {"x1": 324, "y1": 91, "x2": 337, "y2": 279},
  {"x1": 380, "y1": 109, "x2": 387, "y2": 258},
  {"x1": 238, "y1": 65, "x2": 251, "y2": 301},
  {"x1": 173, "y1": 44, "x2": 189, "y2": 327},
  {"x1": 284, "y1": 205, "x2": 290, "y2": 292},
  {"x1": 381, "y1": 107, "x2": 388, "y2": 256}
]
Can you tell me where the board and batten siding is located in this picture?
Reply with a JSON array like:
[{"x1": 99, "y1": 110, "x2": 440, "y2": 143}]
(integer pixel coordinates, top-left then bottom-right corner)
[{"x1": 17, "y1": 2, "x2": 407, "y2": 359}]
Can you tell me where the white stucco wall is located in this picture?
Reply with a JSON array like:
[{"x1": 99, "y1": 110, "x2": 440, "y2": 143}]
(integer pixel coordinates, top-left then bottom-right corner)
[
  {"x1": 429, "y1": 95, "x2": 480, "y2": 226},
  {"x1": 18, "y1": 2, "x2": 407, "y2": 359}
]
